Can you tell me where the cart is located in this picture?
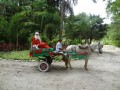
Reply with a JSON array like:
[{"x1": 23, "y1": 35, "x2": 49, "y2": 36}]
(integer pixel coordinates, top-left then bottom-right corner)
[{"x1": 30, "y1": 48, "x2": 89, "y2": 72}]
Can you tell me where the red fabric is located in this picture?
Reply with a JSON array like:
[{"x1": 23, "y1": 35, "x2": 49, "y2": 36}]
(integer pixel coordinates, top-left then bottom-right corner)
[
  {"x1": 76, "y1": 52, "x2": 88, "y2": 55},
  {"x1": 82, "y1": 52, "x2": 88, "y2": 55},
  {"x1": 32, "y1": 36, "x2": 50, "y2": 48},
  {"x1": 29, "y1": 52, "x2": 33, "y2": 57},
  {"x1": 49, "y1": 52, "x2": 54, "y2": 56},
  {"x1": 38, "y1": 42, "x2": 50, "y2": 48},
  {"x1": 35, "y1": 49, "x2": 42, "y2": 54},
  {"x1": 32, "y1": 36, "x2": 41, "y2": 46}
]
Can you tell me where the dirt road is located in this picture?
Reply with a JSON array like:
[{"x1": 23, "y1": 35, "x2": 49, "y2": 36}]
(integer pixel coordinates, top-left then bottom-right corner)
[{"x1": 0, "y1": 45, "x2": 120, "y2": 90}]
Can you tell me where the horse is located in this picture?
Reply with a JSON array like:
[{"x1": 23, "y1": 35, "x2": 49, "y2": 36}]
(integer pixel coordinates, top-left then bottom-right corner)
[{"x1": 64, "y1": 42, "x2": 103, "y2": 70}]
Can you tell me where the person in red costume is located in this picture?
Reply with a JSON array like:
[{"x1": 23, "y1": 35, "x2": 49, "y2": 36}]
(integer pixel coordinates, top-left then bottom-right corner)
[{"x1": 32, "y1": 32, "x2": 50, "y2": 49}]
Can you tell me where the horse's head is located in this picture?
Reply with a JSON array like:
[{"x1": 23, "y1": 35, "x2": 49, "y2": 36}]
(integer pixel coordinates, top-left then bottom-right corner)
[
  {"x1": 90, "y1": 42, "x2": 103, "y2": 54},
  {"x1": 97, "y1": 42, "x2": 103, "y2": 54}
]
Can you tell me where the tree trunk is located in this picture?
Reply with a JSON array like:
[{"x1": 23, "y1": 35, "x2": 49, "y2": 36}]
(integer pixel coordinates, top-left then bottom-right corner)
[
  {"x1": 16, "y1": 30, "x2": 19, "y2": 50},
  {"x1": 60, "y1": 0, "x2": 64, "y2": 38},
  {"x1": 90, "y1": 36, "x2": 93, "y2": 44}
]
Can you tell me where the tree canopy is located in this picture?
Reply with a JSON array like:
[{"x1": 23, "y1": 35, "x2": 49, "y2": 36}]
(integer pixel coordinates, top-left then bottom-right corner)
[{"x1": 1, "y1": 0, "x2": 117, "y2": 51}]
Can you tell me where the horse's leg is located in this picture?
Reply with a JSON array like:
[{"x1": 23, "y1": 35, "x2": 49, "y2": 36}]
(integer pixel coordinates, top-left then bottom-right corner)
[
  {"x1": 68, "y1": 55, "x2": 72, "y2": 69},
  {"x1": 65, "y1": 60, "x2": 68, "y2": 68},
  {"x1": 63, "y1": 58, "x2": 68, "y2": 68},
  {"x1": 68, "y1": 60, "x2": 72, "y2": 69},
  {"x1": 62, "y1": 54, "x2": 72, "y2": 69},
  {"x1": 84, "y1": 57, "x2": 88, "y2": 70},
  {"x1": 62, "y1": 55, "x2": 69, "y2": 68},
  {"x1": 63, "y1": 57, "x2": 72, "y2": 69}
]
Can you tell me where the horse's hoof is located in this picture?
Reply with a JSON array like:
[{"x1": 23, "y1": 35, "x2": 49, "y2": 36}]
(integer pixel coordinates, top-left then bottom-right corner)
[
  {"x1": 85, "y1": 68, "x2": 88, "y2": 70},
  {"x1": 84, "y1": 65, "x2": 88, "y2": 70}
]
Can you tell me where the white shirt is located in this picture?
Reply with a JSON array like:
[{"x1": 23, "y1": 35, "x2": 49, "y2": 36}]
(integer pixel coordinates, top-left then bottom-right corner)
[{"x1": 55, "y1": 42, "x2": 62, "y2": 52}]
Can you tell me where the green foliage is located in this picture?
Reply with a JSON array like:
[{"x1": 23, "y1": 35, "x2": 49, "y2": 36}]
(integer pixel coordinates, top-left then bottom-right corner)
[
  {"x1": 10, "y1": 11, "x2": 33, "y2": 45},
  {"x1": 105, "y1": 0, "x2": 120, "y2": 47},
  {"x1": 45, "y1": 24, "x2": 57, "y2": 40},
  {"x1": 64, "y1": 13, "x2": 107, "y2": 44},
  {"x1": 0, "y1": 0, "x2": 61, "y2": 48},
  {"x1": 33, "y1": 0, "x2": 48, "y2": 11},
  {"x1": 0, "y1": 17, "x2": 9, "y2": 42},
  {"x1": 103, "y1": 25, "x2": 120, "y2": 47},
  {"x1": 34, "y1": 11, "x2": 60, "y2": 33},
  {"x1": 0, "y1": 0, "x2": 111, "y2": 51}
]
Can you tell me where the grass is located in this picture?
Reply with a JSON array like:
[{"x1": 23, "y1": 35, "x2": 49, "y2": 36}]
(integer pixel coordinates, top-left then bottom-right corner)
[
  {"x1": 0, "y1": 50, "x2": 63, "y2": 61},
  {"x1": 0, "y1": 50, "x2": 66, "y2": 61},
  {"x1": 0, "y1": 50, "x2": 37, "y2": 61},
  {"x1": 0, "y1": 50, "x2": 85, "y2": 61}
]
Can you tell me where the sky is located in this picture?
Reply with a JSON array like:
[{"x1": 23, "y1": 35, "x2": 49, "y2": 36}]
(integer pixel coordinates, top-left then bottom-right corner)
[{"x1": 73, "y1": 0, "x2": 111, "y2": 24}]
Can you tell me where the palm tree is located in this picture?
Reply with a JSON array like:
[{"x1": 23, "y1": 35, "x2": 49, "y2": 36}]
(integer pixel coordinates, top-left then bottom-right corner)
[{"x1": 47, "y1": 0, "x2": 78, "y2": 38}]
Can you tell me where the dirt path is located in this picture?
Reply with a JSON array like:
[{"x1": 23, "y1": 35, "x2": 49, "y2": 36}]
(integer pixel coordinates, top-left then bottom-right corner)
[{"x1": 0, "y1": 45, "x2": 120, "y2": 90}]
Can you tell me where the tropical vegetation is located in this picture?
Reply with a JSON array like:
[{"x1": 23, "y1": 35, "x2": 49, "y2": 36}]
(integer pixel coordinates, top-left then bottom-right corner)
[{"x1": 0, "y1": 0, "x2": 120, "y2": 54}]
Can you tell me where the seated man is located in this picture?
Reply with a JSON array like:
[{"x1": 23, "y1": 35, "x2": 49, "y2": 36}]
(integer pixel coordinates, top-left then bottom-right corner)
[
  {"x1": 32, "y1": 32, "x2": 50, "y2": 49},
  {"x1": 55, "y1": 39, "x2": 63, "y2": 53},
  {"x1": 53, "y1": 39, "x2": 65, "y2": 56},
  {"x1": 54, "y1": 39, "x2": 70, "y2": 68}
]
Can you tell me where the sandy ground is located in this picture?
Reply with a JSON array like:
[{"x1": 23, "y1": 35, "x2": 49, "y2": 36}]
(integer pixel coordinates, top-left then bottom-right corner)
[{"x1": 0, "y1": 45, "x2": 120, "y2": 90}]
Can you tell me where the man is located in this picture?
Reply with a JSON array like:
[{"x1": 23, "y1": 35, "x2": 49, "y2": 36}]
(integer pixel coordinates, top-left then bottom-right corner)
[
  {"x1": 32, "y1": 31, "x2": 50, "y2": 49},
  {"x1": 55, "y1": 39, "x2": 63, "y2": 52},
  {"x1": 32, "y1": 32, "x2": 41, "y2": 49},
  {"x1": 54, "y1": 39, "x2": 70, "y2": 68}
]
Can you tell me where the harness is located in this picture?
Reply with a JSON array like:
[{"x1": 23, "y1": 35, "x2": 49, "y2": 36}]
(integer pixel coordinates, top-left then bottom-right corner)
[{"x1": 72, "y1": 45, "x2": 88, "y2": 55}]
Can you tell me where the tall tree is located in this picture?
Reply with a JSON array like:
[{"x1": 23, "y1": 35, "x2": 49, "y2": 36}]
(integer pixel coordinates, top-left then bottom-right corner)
[
  {"x1": 47, "y1": 0, "x2": 78, "y2": 38},
  {"x1": 64, "y1": 13, "x2": 107, "y2": 44}
]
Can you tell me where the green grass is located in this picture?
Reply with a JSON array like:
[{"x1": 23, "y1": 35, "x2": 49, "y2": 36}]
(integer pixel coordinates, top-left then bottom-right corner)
[
  {"x1": 0, "y1": 50, "x2": 37, "y2": 61},
  {"x1": 0, "y1": 50, "x2": 64, "y2": 61}
]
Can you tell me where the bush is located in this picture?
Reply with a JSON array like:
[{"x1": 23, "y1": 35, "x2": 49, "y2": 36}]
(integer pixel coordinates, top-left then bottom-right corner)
[{"x1": 102, "y1": 29, "x2": 120, "y2": 47}]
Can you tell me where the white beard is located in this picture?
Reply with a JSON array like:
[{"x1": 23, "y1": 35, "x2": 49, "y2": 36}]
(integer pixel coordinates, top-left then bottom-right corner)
[{"x1": 35, "y1": 35, "x2": 41, "y2": 41}]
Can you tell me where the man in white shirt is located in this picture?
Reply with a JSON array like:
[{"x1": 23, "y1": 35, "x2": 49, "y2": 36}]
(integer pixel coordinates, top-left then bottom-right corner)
[{"x1": 55, "y1": 39, "x2": 63, "y2": 52}]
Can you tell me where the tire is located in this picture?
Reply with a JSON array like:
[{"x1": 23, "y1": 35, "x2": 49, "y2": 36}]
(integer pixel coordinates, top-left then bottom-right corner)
[{"x1": 38, "y1": 61, "x2": 49, "y2": 72}]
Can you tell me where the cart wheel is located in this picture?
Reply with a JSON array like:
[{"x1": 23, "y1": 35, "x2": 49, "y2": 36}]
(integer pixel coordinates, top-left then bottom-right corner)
[{"x1": 38, "y1": 61, "x2": 49, "y2": 72}]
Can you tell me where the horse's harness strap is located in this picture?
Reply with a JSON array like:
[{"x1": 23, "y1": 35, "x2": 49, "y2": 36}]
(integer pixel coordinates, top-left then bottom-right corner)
[{"x1": 91, "y1": 48, "x2": 94, "y2": 52}]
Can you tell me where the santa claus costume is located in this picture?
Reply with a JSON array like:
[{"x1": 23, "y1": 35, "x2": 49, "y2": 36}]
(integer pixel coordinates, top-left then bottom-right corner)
[
  {"x1": 30, "y1": 32, "x2": 50, "y2": 57},
  {"x1": 32, "y1": 32, "x2": 50, "y2": 49}
]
